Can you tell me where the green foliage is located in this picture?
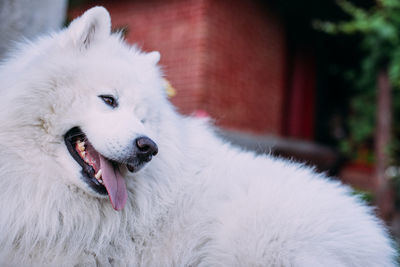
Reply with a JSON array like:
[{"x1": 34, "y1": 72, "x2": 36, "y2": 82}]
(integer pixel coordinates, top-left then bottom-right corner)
[
  {"x1": 352, "y1": 189, "x2": 374, "y2": 204},
  {"x1": 314, "y1": 0, "x2": 400, "y2": 164}
]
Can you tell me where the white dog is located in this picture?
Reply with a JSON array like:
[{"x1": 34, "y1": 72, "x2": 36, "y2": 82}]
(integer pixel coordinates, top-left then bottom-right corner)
[{"x1": 0, "y1": 7, "x2": 396, "y2": 266}]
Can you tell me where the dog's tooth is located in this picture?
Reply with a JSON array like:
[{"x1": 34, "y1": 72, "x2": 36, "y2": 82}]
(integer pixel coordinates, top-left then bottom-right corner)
[
  {"x1": 77, "y1": 140, "x2": 85, "y2": 152},
  {"x1": 95, "y1": 169, "x2": 102, "y2": 180}
]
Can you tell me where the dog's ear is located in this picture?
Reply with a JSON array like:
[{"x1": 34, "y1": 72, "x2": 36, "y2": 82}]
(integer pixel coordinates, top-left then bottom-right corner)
[
  {"x1": 67, "y1": 6, "x2": 111, "y2": 50},
  {"x1": 146, "y1": 51, "x2": 161, "y2": 65}
]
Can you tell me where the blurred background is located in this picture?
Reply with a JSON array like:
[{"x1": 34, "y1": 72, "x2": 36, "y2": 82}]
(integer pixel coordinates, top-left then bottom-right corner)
[{"x1": 1, "y1": 0, "x2": 399, "y2": 240}]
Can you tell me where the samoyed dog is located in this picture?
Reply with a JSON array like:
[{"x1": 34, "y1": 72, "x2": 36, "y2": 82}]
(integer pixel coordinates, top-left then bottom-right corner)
[{"x1": 0, "y1": 6, "x2": 396, "y2": 266}]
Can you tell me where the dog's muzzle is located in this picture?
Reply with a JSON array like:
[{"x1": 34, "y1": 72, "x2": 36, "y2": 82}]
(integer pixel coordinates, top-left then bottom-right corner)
[{"x1": 126, "y1": 136, "x2": 158, "y2": 172}]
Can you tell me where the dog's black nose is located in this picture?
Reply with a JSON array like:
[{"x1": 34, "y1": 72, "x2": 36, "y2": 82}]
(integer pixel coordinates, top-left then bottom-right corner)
[{"x1": 135, "y1": 136, "x2": 158, "y2": 162}]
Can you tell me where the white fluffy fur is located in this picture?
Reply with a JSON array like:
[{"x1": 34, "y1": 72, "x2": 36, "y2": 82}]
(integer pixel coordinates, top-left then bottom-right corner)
[{"x1": 0, "y1": 6, "x2": 397, "y2": 266}]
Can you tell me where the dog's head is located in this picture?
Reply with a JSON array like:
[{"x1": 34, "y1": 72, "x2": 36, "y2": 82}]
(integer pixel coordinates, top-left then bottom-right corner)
[{"x1": 6, "y1": 7, "x2": 171, "y2": 210}]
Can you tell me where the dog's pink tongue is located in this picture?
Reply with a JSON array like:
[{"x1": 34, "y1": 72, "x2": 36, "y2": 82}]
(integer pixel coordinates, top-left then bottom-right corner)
[{"x1": 99, "y1": 155, "x2": 127, "y2": 211}]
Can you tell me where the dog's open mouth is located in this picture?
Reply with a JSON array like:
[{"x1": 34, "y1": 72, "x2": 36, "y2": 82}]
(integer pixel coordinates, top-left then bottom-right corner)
[{"x1": 64, "y1": 127, "x2": 127, "y2": 210}]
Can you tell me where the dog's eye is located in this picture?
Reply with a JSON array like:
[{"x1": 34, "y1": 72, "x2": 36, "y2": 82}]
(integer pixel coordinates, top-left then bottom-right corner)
[{"x1": 98, "y1": 95, "x2": 118, "y2": 108}]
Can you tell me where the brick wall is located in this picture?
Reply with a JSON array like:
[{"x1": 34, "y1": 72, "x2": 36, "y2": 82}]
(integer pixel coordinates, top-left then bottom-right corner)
[
  {"x1": 202, "y1": 0, "x2": 286, "y2": 134},
  {"x1": 70, "y1": 0, "x2": 287, "y2": 135}
]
